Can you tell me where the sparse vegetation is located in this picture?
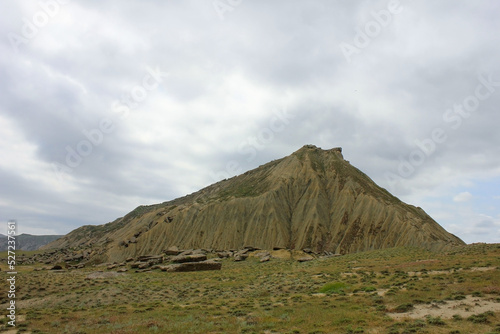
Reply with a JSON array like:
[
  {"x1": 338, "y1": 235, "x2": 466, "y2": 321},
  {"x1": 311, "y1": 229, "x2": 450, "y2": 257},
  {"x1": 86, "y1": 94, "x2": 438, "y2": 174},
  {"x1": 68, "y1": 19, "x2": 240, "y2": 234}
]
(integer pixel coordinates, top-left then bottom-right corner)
[
  {"x1": 319, "y1": 282, "x2": 348, "y2": 294},
  {"x1": 0, "y1": 244, "x2": 498, "y2": 333}
]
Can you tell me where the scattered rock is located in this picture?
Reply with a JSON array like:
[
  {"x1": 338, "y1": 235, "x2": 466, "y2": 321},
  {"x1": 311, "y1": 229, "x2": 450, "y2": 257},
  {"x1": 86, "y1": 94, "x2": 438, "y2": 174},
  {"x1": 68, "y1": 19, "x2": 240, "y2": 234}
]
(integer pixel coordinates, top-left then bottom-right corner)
[
  {"x1": 234, "y1": 254, "x2": 248, "y2": 262},
  {"x1": 178, "y1": 250, "x2": 194, "y2": 256},
  {"x1": 164, "y1": 246, "x2": 181, "y2": 255},
  {"x1": 138, "y1": 262, "x2": 151, "y2": 269},
  {"x1": 252, "y1": 251, "x2": 270, "y2": 258},
  {"x1": 130, "y1": 262, "x2": 146, "y2": 269},
  {"x1": 217, "y1": 251, "x2": 231, "y2": 258},
  {"x1": 296, "y1": 255, "x2": 314, "y2": 262},
  {"x1": 137, "y1": 255, "x2": 163, "y2": 262},
  {"x1": 260, "y1": 255, "x2": 271, "y2": 262},
  {"x1": 171, "y1": 254, "x2": 207, "y2": 263}
]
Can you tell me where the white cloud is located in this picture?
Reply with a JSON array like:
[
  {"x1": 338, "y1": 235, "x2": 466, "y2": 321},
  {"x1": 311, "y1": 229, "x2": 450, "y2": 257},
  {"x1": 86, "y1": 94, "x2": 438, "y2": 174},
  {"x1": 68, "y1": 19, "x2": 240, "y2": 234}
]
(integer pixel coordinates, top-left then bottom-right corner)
[{"x1": 453, "y1": 191, "x2": 473, "y2": 202}]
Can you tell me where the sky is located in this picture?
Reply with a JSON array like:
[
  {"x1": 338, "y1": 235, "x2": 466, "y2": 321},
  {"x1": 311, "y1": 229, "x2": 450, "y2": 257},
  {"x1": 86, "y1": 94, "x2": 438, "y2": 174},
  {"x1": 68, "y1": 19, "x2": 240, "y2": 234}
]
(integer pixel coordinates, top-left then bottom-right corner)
[{"x1": 0, "y1": 0, "x2": 499, "y2": 244}]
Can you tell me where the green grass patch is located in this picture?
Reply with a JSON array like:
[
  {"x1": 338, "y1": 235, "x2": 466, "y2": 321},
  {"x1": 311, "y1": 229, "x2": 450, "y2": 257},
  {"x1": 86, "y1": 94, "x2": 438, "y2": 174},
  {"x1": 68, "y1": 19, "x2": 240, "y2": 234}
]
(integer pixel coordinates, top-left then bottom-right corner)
[{"x1": 319, "y1": 282, "x2": 348, "y2": 294}]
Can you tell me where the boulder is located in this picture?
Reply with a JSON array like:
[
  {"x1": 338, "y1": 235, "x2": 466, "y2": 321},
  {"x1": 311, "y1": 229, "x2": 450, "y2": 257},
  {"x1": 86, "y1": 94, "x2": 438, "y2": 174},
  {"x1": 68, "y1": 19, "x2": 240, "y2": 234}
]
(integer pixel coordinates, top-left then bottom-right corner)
[
  {"x1": 138, "y1": 262, "x2": 151, "y2": 269},
  {"x1": 130, "y1": 261, "x2": 146, "y2": 269},
  {"x1": 296, "y1": 255, "x2": 314, "y2": 262},
  {"x1": 253, "y1": 251, "x2": 270, "y2": 258},
  {"x1": 234, "y1": 254, "x2": 248, "y2": 262},
  {"x1": 50, "y1": 265, "x2": 63, "y2": 270},
  {"x1": 178, "y1": 250, "x2": 194, "y2": 256},
  {"x1": 164, "y1": 246, "x2": 181, "y2": 255},
  {"x1": 171, "y1": 254, "x2": 207, "y2": 263},
  {"x1": 217, "y1": 251, "x2": 231, "y2": 258},
  {"x1": 137, "y1": 255, "x2": 163, "y2": 262},
  {"x1": 260, "y1": 255, "x2": 271, "y2": 263}
]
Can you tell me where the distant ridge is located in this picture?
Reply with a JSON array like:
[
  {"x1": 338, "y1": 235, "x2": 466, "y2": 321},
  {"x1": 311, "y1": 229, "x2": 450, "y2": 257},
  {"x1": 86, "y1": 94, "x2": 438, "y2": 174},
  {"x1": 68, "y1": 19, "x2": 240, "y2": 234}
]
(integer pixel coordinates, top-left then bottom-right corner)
[
  {"x1": 0, "y1": 233, "x2": 62, "y2": 251},
  {"x1": 44, "y1": 145, "x2": 464, "y2": 262}
]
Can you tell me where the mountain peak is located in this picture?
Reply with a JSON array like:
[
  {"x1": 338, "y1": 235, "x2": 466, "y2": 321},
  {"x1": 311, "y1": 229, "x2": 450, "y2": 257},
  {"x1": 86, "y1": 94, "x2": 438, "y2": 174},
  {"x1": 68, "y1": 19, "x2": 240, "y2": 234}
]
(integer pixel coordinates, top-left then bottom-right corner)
[
  {"x1": 45, "y1": 145, "x2": 464, "y2": 262},
  {"x1": 293, "y1": 145, "x2": 343, "y2": 159}
]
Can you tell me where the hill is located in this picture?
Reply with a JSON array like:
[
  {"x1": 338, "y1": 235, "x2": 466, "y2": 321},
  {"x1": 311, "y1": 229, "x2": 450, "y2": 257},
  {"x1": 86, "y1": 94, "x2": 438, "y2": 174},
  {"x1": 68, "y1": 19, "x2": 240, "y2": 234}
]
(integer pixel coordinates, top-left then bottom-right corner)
[{"x1": 43, "y1": 145, "x2": 464, "y2": 262}]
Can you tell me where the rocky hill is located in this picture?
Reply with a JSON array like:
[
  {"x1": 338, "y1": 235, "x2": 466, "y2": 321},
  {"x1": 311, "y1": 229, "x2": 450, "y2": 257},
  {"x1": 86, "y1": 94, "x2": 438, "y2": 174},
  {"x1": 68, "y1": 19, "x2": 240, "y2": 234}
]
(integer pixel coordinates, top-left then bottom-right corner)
[
  {"x1": 43, "y1": 145, "x2": 464, "y2": 263},
  {"x1": 0, "y1": 233, "x2": 62, "y2": 251}
]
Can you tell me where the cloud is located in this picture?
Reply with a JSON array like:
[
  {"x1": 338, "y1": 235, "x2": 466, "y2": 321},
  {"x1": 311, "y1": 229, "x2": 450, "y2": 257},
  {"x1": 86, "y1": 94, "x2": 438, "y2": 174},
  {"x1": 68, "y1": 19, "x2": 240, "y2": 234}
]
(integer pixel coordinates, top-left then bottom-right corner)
[
  {"x1": 0, "y1": 1, "x2": 499, "y2": 244},
  {"x1": 468, "y1": 215, "x2": 500, "y2": 239},
  {"x1": 453, "y1": 191, "x2": 473, "y2": 202}
]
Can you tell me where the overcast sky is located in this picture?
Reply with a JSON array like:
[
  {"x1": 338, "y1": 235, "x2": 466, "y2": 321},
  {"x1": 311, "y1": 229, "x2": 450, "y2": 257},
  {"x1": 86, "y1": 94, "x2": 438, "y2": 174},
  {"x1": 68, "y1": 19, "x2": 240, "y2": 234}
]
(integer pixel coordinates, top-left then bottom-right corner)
[{"x1": 1, "y1": 1, "x2": 499, "y2": 243}]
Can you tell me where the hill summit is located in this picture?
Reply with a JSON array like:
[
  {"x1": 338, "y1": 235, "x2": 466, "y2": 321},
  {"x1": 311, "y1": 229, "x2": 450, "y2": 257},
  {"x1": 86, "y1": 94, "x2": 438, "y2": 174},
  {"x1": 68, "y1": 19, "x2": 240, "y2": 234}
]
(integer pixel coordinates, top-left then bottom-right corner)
[{"x1": 45, "y1": 145, "x2": 464, "y2": 262}]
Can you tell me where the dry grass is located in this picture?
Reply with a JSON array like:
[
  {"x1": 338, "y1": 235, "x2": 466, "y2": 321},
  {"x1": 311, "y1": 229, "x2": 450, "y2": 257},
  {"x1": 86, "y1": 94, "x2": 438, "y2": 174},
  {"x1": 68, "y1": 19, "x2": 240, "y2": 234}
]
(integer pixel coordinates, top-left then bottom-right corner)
[{"x1": 0, "y1": 244, "x2": 498, "y2": 333}]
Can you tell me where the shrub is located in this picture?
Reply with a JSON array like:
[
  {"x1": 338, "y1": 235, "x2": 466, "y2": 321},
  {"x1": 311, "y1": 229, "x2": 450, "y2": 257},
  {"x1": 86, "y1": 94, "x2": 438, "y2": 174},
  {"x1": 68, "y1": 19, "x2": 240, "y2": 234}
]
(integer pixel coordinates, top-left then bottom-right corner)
[
  {"x1": 467, "y1": 311, "x2": 493, "y2": 324},
  {"x1": 393, "y1": 303, "x2": 414, "y2": 313},
  {"x1": 426, "y1": 316, "x2": 446, "y2": 326},
  {"x1": 319, "y1": 282, "x2": 348, "y2": 294}
]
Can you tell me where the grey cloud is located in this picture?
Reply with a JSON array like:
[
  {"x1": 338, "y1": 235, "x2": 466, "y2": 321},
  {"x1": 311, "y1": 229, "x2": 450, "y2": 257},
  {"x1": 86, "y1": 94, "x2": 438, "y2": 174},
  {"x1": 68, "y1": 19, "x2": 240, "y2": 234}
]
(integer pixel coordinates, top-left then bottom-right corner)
[{"x1": 1, "y1": 1, "x2": 499, "y2": 243}]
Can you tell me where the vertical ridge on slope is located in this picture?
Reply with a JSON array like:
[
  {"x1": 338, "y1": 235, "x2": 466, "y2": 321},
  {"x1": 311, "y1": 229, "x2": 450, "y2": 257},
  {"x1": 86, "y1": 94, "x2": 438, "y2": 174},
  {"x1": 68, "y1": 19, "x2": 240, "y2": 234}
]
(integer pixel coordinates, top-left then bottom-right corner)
[{"x1": 43, "y1": 145, "x2": 465, "y2": 262}]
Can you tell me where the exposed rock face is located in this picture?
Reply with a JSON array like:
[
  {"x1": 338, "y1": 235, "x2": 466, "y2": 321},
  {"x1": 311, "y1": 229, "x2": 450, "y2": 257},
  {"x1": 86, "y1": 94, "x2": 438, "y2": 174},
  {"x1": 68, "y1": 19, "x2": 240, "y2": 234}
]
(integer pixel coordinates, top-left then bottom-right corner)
[{"x1": 43, "y1": 145, "x2": 464, "y2": 263}]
